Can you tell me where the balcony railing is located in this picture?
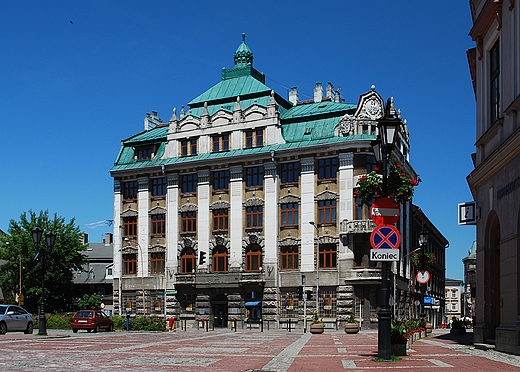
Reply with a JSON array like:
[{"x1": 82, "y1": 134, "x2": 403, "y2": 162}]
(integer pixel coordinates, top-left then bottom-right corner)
[{"x1": 340, "y1": 219, "x2": 376, "y2": 235}]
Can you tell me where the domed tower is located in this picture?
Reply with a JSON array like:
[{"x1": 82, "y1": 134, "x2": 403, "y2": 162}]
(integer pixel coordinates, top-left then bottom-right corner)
[{"x1": 234, "y1": 33, "x2": 253, "y2": 68}]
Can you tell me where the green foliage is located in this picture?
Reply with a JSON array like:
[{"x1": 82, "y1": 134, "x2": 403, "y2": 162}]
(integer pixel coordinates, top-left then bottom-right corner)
[
  {"x1": 346, "y1": 312, "x2": 359, "y2": 324},
  {"x1": 111, "y1": 315, "x2": 167, "y2": 331},
  {"x1": 0, "y1": 210, "x2": 88, "y2": 314},
  {"x1": 311, "y1": 310, "x2": 323, "y2": 325},
  {"x1": 45, "y1": 313, "x2": 74, "y2": 329},
  {"x1": 354, "y1": 164, "x2": 419, "y2": 205},
  {"x1": 77, "y1": 293, "x2": 103, "y2": 310},
  {"x1": 391, "y1": 319, "x2": 423, "y2": 344}
]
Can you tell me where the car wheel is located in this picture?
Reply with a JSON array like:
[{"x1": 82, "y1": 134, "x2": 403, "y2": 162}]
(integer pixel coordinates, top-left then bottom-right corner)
[
  {"x1": 108, "y1": 324, "x2": 114, "y2": 332},
  {"x1": 72, "y1": 329, "x2": 78, "y2": 333},
  {"x1": 0, "y1": 323, "x2": 6, "y2": 335},
  {"x1": 94, "y1": 325, "x2": 100, "y2": 333},
  {"x1": 24, "y1": 322, "x2": 33, "y2": 334}
]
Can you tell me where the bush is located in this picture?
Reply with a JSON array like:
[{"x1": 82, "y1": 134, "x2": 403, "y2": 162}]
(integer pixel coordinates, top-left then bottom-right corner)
[
  {"x1": 111, "y1": 315, "x2": 167, "y2": 332},
  {"x1": 42, "y1": 313, "x2": 74, "y2": 330}
]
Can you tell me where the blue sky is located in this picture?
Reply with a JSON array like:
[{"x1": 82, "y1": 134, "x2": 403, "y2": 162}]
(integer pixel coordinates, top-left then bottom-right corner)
[{"x1": 1, "y1": 1, "x2": 475, "y2": 280}]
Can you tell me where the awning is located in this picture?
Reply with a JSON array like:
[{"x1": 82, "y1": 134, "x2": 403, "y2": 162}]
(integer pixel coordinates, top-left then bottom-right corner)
[{"x1": 245, "y1": 301, "x2": 262, "y2": 307}]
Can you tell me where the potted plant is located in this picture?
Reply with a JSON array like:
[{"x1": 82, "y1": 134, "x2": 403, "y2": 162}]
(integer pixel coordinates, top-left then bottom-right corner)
[
  {"x1": 310, "y1": 311, "x2": 324, "y2": 334},
  {"x1": 344, "y1": 312, "x2": 360, "y2": 334},
  {"x1": 354, "y1": 164, "x2": 419, "y2": 205},
  {"x1": 390, "y1": 320, "x2": 410, "y2": 356}
]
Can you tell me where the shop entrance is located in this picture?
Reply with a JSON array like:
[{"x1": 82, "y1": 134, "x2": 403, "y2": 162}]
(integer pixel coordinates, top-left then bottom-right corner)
[{"x1": 212, "y1": 294, "x2": 228, "y2": 328}]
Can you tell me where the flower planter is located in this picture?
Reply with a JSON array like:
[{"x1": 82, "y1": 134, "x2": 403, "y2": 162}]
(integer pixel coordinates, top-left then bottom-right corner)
[
  {"x1": 310, "y1": 323, "x2": 324, "y2": 334},
  {"x1": 391, "y1": 343, "x2": 407, "y2": 356},
  {"x1": 426, "y1": 323, "x2": 433, "y2": 334},
  {"x1": 344, "y1": 323, "x2": 359, "y2": 334}
]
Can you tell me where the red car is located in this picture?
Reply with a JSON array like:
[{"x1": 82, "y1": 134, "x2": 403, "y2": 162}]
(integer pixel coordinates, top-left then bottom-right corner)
[{"x1": 71, "y1": 310, "x2": 114, "y2": 333}]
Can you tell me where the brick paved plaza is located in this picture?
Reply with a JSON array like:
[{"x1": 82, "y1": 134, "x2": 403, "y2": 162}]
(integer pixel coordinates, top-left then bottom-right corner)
[{"x1": 1, "y1": 328, "x2": 520, "y2": 371}]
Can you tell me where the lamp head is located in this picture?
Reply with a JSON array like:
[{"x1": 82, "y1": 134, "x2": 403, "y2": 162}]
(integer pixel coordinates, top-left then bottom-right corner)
[{"x1": 31, "y1": 227, "x2": 43, "y2": 245}]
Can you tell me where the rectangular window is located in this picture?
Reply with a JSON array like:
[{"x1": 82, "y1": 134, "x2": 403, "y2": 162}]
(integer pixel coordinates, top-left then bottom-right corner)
[
  {"x1": 122, "y1": 181, "x2": 138, "y2": 200},
  {"x1": 123, "y1": 253, "x2": 137, "y2": 275},
  {"x1": 318, "y1": 200, "x2": 337, "y2": 224},
  {"x1": 319, "y1": 244, "x2": 337, "y2": 268},
  {"x1": 318, "y1": 158, "x2": 338, "y2": 181},
  {"x1": 212, "y1": 209, "x2": 229, "y2": 231},
  {"x1": 123, "y1": 217, "x2": 137, "y2": 237},
  {"x1": 246, "y1": 166, "x2": 264, "y2": 187},
  {"x1": 245, "y1": 129, "x2": 264, "y2": 148},
  {"x1": 136, "y1": 147, "x2": 153, "y2": 161},
  {"x1": 151, "y1": 214, "x2": 166, "y2": 236},
  {"x1": 280, "y1": 162, "x2": 300, "y2": 184},
  {"x1": 280, "y1": 203, "x2": 299, "y2": 226},
  {"x1": 319, "y1": 290, "x2": 337, "y2": 318},
  {"x1": 150, "y1": 252, "x2": 165, "y2": 274},
  {"x1": 246, "y1": 206, "x2": 263, "y2": 228},
  {"x1": 280, "y1": 246, "x2": 299, "y2": 270},
  {"x1": 180, "y1": 138, "x2": 198, "y2": 156},
  {"x1": 212, "y1": 170, "x2": 230, "y2": 191},
  {"x1": 490, "y1": 40, "x2": 500, "y2": 123},
  {"x1": 211, "y1": 133, "x2": 230, "y2": 152},
  {"x1": 181, "y1": 211, "x2": 197, "y2": 232},
  {"x1": 151, "y1": 177, "x2": 167, "y2": 197},
  {"x1": 181, "y1": 174, "x2": 197, "y2": 194}
]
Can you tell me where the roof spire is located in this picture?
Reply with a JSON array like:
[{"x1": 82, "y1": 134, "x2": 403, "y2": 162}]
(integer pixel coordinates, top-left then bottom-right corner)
[{"x1": 234, "y1": 33, "x2": 253, "y2": 67}]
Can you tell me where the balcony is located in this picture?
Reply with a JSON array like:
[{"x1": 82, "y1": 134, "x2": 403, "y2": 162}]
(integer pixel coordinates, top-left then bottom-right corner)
[
  {"x1": 345, "y1": 268, "x2": 381, "y2": 284},
  {"x1": 340, "y1": 219, "x2": 376, "y2": 235},
  {"x1": 174, "y1": 271, "x2": 265, "y2": 288}
]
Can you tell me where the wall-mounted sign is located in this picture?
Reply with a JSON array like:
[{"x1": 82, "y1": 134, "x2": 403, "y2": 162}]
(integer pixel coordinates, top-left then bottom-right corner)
[{"x1": 458, "y1": 202, "x2": 477, "y2": 225}]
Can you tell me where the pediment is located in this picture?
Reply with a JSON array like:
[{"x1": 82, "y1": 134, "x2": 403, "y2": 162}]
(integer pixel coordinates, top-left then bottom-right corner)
[
  {"x1": 179, "y1": 203, "x2": 198, "y2": 212},
  {"x1": 315, "y1": 191, "x2": 339, "y2": 201},
  {"x1": 243, "y1": 197, "x2": 264, "y2": 207},
  {"x1": 121, "y1": 209, "x2": 138, "y2": 217},
  {"x1": 149, "y1": 206, "x2": 167, "y2": 215},
  {"x1": 279, "y1": 195, "x2": 300, "y2": 204}
]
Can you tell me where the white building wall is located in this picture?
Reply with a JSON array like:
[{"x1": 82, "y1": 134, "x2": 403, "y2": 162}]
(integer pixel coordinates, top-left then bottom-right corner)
[
  {"x1": 137, "y1": 177, "x2": 149, "y2": 276},
  {"x1": 197, "y1": 169, "x2": 211, "y2": 270},
  {"x1": 166, "y1": 173, "x2": 179, "y2": 277},
  {"x1": 300, "y1": 157, "x2": 315, "y2": 272},
  {"x1": 113, "y1": 180, "x2": 122, "y2": 277},
  {"x1": 263, "y1": 161, "x2": 279, "y2": 269},
  {"x1": 229, "y1": 165, "x2": 243, "y2": 269}
]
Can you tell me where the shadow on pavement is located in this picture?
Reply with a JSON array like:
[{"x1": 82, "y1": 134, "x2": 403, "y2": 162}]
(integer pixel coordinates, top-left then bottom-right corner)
[{"x1": 431, "y1": 329, "x2": 474, "y2": 345}]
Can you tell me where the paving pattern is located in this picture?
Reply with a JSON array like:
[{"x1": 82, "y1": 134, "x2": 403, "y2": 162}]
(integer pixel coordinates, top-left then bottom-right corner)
[{"x1": 1, "y1": 328, "x2": 520, "y2": 371}]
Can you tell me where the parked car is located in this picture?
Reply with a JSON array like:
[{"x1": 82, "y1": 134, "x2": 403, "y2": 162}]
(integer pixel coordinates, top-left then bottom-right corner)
[
  {"x1": 70, "y1": 310, "x2": 114, "y2": 333},
  {"x1": 0, "y1": 304, "x2": 34, "y2": 335}
]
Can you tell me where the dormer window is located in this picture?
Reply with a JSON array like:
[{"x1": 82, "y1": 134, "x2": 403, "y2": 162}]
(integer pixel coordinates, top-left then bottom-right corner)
[
  {"x1": 181, "y1": 138, "x2": 198, "y2": 156},
  {"x1": 135, "y1": 146, "x2": 154, "y2": 161},
  {"x1": 245, "y1": 129, "x2": 263, "y2": 148}
]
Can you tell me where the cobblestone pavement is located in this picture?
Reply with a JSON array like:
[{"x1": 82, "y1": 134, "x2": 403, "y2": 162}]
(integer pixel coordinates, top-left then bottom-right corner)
[{"x1": 1, "y1": 328, "x2": 520, "y2": 371}]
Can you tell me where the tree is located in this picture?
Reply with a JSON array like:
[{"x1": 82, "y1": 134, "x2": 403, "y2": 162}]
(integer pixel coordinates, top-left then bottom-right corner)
[
  {"x1": 77, "y1": 293, "x2": 103, "y2": 310},
  {"x1": 0, "y1": 210, "x2": 88, "y2": 313}
]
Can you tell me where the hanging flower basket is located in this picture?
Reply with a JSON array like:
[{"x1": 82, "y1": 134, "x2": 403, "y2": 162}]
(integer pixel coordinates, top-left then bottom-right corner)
[
  {"x1": 410, "y1": 251, "x2": 436, "y2": 267},
  {"x1": 354, "y1": 164, "x2": 419, "y2": 205}
]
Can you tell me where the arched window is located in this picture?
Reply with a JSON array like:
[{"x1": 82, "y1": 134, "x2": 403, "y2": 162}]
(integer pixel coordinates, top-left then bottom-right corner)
[
  {"x1": 212, "y1": 246, "x2": 228, "y2": 272},
  {"x1": 180, "y1": 248, "x2": 196, "y2": 274},
  {"x1": 246, "y1": 245, "x2": 262, "y2": 272}
]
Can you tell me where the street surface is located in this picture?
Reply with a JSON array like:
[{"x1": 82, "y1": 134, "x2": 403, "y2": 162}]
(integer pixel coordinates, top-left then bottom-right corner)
[{"x1": 1, "y1": 328, "x2": 520, "y2": 371}]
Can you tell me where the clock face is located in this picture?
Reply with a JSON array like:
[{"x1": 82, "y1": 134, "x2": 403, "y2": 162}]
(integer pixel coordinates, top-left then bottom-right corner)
[{"x1": 416, "y1": 270, "x2": 430, "y2": 284}]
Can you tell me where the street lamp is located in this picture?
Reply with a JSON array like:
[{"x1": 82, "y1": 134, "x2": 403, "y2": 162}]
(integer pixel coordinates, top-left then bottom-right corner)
[
  {"x1": 373, "y1": 98, "x2": 402, "y2": 360},
  {"x1": 124, "y1": 238, "x2": 146, "y2": 316},
  {"x1": 309, "y1": 221, "x2": 320, "y2": 317},
  {"x1": 418, "y1": 226, "x2": 429, "y2": 317},
  {"x1": 32, "y1": 227, "x2": 56, "y2": 336}
]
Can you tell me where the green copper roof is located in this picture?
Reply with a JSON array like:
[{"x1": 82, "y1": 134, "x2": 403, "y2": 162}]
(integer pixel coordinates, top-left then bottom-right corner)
[
  {"x1": 234, "y1": 33, "x2": 253, "y2": 67},
  {"x1": 188, "y1": 75, "x2": 271, "y2": 107},
  {"x1": 281, "y1": 101, "x2": 356, "y2": 121},
  {"x1": 110, "y1": 134, "x2": 375, "y2": 172}
]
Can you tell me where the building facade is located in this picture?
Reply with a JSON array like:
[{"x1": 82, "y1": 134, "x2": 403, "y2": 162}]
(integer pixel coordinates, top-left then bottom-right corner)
[
  {"x1": 110, "y1": 35, "x2": 431, "y2": 329},
  {"x1": 445, "y1": 278, "x2": 464, "y2": 324},
  {"x1": 467, "y1": 0, "x2": 520, "y2": 354},
  {"x1": 462, "y1": 241, "x2": 477, "y2": 322}
]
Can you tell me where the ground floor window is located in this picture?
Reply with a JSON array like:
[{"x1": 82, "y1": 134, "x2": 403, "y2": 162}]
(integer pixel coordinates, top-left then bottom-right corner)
[
  {"x1": 317, "y1": 289, "x2": 337, "y2": 318},
  {"x1": 279, "y1": 291, "x2": 300, "y2": 318}
]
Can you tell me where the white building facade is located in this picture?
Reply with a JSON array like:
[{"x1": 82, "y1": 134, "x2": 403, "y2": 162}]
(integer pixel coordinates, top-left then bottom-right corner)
[{"x1": 110, "y1": 35, "x2": 423, "y2": 329}]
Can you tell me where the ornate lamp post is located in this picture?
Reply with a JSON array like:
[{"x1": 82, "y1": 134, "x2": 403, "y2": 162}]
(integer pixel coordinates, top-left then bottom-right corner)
[
  {"x1": 309, "y1": 221, "x2": 320, "y2": 317},
  {"x1": 373, "y1": 98, "x2": 401, "y2": 360},
  {"x1": 32, "y1": 227, "x2": 56, "y2": 336}
]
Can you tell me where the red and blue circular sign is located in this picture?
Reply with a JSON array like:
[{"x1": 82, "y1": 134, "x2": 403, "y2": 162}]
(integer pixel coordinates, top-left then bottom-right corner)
[
  {"x1": 370, "y1": 197, "x2": 400, "y2": 226},
  {"x1": 370, "y1": 225, "x2": 401, "y2": 249}
]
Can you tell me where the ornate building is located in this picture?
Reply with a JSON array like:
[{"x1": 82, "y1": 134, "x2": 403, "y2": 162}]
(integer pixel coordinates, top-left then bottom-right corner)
[
  {"x1": 467, "y1": 0, "x2": 520, "y2": 354},
  {"x1": 110, "y1": 35, "x2": 426, "y2": 329}
]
